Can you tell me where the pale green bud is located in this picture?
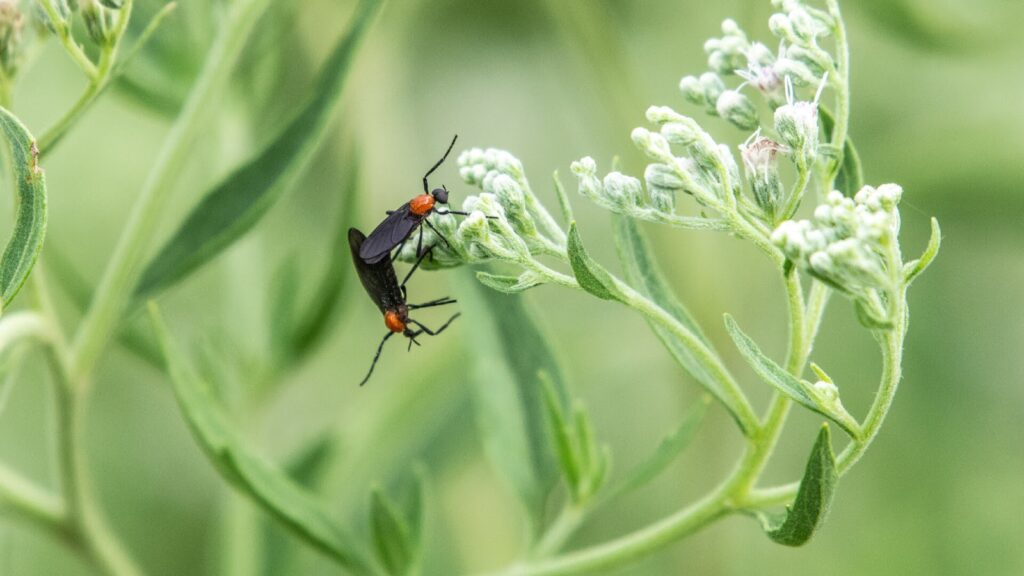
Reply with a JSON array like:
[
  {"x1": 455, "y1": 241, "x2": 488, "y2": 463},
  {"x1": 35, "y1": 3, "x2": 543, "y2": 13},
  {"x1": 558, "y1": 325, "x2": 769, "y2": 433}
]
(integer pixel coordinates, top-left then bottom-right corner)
[
  {"x1": 774, "y1": 100, "x2": 818, "y2": 152},
  {"x1": 631, "y1": 127, "x2": 673, "y2": 162},
  {"x1": 661, "y1": 121, "x2": 700, "y2": 147},
  {"x1": 602, "y1": 172, "x2": 643, "y2": 208},
  {"x1": 679, "y1": 75, "x2": 706, "y2": 106},
  {"x1": 715, "y1": 90, "x2": 759, "y2": 130}
]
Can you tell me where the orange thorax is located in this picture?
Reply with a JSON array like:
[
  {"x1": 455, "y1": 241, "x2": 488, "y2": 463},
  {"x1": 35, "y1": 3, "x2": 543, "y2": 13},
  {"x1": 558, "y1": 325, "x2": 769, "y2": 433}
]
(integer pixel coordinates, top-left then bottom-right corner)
[{"x1": 409, "y1": 194, "x2": 435, "y2": 216}]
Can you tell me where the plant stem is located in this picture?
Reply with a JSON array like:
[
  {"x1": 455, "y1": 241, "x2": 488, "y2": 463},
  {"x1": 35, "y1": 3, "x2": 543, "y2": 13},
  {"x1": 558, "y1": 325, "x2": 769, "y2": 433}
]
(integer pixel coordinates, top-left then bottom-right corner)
[
  {"x1": 824, "y1": 0, "x2": 850, "y2": 191},
  {"x1": 69, "y1": 0, "x2": 272, "y2": 381},
  {"x1": 38, "y1": 0, "x2": 136, "y2": 154},
  {"x1": 34, "y1": 0, "x2": 98, "y2": 78}
]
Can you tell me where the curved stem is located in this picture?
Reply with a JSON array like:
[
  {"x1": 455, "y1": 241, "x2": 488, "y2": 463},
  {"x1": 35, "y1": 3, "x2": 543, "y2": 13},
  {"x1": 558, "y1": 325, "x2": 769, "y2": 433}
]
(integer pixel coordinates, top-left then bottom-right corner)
[
  {"x1": 34, "y1": 0, "x2": 98, "y2": 78},
  {"x1": 69, "y1": 0, "x2": 272, "y2": 380},
  {"x1": 824, "y1": 0, "x2": 850, "y2": 192}
]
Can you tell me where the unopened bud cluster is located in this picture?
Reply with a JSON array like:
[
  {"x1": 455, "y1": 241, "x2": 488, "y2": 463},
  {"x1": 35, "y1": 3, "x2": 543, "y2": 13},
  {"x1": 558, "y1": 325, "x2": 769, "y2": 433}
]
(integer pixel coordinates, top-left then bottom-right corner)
[
  {"x1": 772, "y1": 185, "x2": 904, "y2": 322},
  {"x1": 397, "y1": 148, "x2": 565, "y2": 270},
  {"x1": 0, "y1": 0, "x2": 25, "y2": 77},
  {"x1": 80, "y1": 0, "x2": 120, "y2": 45}
]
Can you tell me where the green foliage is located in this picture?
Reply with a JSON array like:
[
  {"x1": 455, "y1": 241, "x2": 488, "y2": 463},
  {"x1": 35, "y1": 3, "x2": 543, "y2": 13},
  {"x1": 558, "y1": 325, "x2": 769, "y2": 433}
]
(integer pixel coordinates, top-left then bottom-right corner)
[
  {"x1": 149, "y1": 304, "x2": 376, "y2": 574},
  {"x1": 0, "y1": 108, "x2": 47, "y2": 312},
  {"x1": 820, "y1": 107, "x2": 863, "y2": 196},
  {"x1": 457, "y1": 271, "x2": 570, "y2": 533},
  {"x1": 567, "y1": 222, "x2": 621, "y2": 301},
  {"x1": 756, "y1": 426, "x2": 839, "y2": 546},
  {"x1": 133, "y1": 0, "x2": 380, "y2": 301}
]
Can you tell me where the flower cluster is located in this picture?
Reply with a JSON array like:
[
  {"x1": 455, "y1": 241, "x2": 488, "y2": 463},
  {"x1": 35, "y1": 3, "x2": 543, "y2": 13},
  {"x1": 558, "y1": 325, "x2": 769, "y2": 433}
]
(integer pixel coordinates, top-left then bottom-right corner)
[
  {"x1": 0, "y1": 0, "x2": 25, "y2": 77},
  {"x1": 574, "y1": 0, "x2": 843, "y2": 231},
  {"x1": 772, "y1": 184, "x2": 903, "y2": 323},
  {"x1": 395, "y1": 148, "x2": 566, "y2": 271}
]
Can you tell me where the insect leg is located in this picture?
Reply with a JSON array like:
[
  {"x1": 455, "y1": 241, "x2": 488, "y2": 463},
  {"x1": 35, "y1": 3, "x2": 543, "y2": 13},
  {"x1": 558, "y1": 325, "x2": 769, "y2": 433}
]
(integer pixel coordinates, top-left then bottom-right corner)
[
  {"x1": 423, "y1": 218, "x2": 453, "y2": 250},
  {"x1": 408, "y1": 296, "x2": 456, "y2": 310},
  {"x1": 423, "y1": 135, "x2": 459, "y2": 193},
  {"x1": 407, "y1": 313, "x2": 461, "y2": 336},
  {"x1": 359, "y1": 331, "x2": 395, "y2": 387}
]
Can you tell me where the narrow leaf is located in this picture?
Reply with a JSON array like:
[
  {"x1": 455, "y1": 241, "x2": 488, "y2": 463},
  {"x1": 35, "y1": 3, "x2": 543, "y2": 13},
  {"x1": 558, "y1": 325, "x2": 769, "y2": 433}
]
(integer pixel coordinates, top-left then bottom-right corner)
[
  {"x1": 371, "y1": 488, "x2": 412, "y2": 576},
  {"x1": 724, "y1": 315, "x2": 860, "y2": 437},
  {"x1": 567, "y1": 222, "x2": 620, "y2": 301},
  {"x1": 756, "y1": 425, "x2": 838, "y2": 546},
  {"x1": 820, "y1": 107, "x2": 863, "y2": 196},
  {"x1": 148, "y1": 304, "x2": 374, "y2": 573},
  {"x1": 612, "y1": 216, "x2": 753, "y2": 430},
  {"x1": 284, "y1": 158, "x2": 359, "y2": 362},
  {"x1": 539, "y1": 371, "x2": 582, "y2": 497},
  {"x1": 606, "y1": 395, "x2": 709, "y2": 501},
  {"x1": 0, "y1": 108, "x2": 47, "y2": 311},
  {"x1": 133, "y1": 0, "x2": 381, "y2": 301},
  {"x1": 552, "y1": 170, "x2": 574, "y2": 226},
  {"x1": 903, "y1": 217, "x2": 941, "y2": 285},
  {"x1": 476, "y1": 270, "x2": 541, "y2": 294},
  {"x1": 456, "y1": 270, "x2": 569, "y2": 533}
]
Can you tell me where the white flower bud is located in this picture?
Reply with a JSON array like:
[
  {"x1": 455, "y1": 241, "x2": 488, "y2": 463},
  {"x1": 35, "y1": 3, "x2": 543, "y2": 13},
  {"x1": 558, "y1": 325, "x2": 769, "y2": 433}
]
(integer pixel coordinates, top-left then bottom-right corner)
[
  {"x1": 603, "y1": 172, "x2": 643, "y2": 207},
  {"x1": 661, "y1": 121, "x2": 699, "y2": 147},
  {"x1": 645, "y1": 163, "x2": 685, "y2": 191},
  {"x1": 699, "y1": 72, "x2": 726, "y2": 105},
  {"x1": 768, "y1": 13, "x2": 795, "y2": 40},
  {"x1": 571, "y1": 156, "x2": 607, "y2": 206},
  {"x1": 811, "y1": 380, "x2": 839, "y2": 403},
  {"x1": 774, "y1": 100, "x2": 818, "y2": 152},
  {"x1": 646, "y1": 105, "x2": 687, "y2": 125},
  {"x1": 741, "y1": 136, "x2": 785, "y2": 216},
  {"x1": 715, "y1": 90, "x2": 759, "y2": 130},
  {"x1": 631, "y1": 127, "x2": 673, "y2": 161},
  {"x1": 679, "y1": 75, "x2": 706, "y2": 106}
]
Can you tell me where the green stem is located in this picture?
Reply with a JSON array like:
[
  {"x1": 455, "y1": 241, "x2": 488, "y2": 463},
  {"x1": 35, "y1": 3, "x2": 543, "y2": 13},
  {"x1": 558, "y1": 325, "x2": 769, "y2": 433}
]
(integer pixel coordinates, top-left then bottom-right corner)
[
  {"x1": 531, "y1": 505, "x2": 585, "y2": 559},
  {"x1": 0, "y1": 463, "x2": 65, "y2": 532},
  {"x1": 34, "y1": 0, "x2": 98, "y2": 78},
  {"x1": 69, "y1": 0, "x2": 272, "y2": 381},
  {"x1": 824, "y1": 0, "x2": 850, "y2": 192}
]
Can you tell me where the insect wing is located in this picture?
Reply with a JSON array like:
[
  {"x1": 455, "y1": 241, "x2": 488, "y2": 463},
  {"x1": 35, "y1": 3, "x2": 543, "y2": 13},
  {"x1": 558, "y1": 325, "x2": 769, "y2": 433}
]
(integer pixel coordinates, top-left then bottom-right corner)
[
  {"x1": 359, "y1": 203, "x2": 422, "y2": 264},
  {"x1": 349, "y1": 228, "x2": 393, "y2": 313}
]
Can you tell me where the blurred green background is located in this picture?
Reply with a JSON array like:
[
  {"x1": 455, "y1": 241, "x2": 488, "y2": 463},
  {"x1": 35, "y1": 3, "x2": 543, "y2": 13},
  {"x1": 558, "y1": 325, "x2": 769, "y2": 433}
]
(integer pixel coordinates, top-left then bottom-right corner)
[{"x1": 1, "y1": 0, "x2": 1022, "y2": 574}]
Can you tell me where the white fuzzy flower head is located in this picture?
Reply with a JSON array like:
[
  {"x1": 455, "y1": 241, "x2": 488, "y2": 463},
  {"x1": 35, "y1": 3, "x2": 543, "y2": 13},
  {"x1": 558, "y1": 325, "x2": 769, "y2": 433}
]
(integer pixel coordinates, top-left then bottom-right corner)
[
  {"x1": 740, "y1": 134, "x2": 786, "y2": 216},
  {"x1": 458, "y1": 147, "x2": 525, "y2": 188},
  {"x1": 631, "y1": 127, "x2": 673, "y2": 162},
  {"x1": 774, "y1": 76, "x2": 823, "y2": 154},
  {"x1": 715, "y1": 89, "x2": 759, "y2": 130},
  {"x1": 704, "y1": 18, "x2": 750, "y2": 75}
]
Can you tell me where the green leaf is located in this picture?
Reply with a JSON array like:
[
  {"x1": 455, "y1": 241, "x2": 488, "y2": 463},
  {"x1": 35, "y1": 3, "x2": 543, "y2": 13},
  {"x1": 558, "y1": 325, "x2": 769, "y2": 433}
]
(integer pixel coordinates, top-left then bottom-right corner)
[
  {"x1": 854, "y1": 300, "x2": 895, "y2": 331},
  {"x1": 456, "y1": 270, "x2": 570, "y2": 533},
  {"x1": 0, "y1": 108, "x2": 47, "y2": 312},
  {"x1": 820, "y1": 107, "x2": 863, "y2": 196},
  {"x1": 724, "y1": 315, "x2": 860, "y2": 438},
  {"x1": 612, "y1": 216, "x2": 754, "y2": 430},
  {"x1": 133, "y1": 0, "x2": 381, "y2": 301},
  {"x1": 567, "y1": 222, "x2": 620, "y2": 301},
  {"x1": 756, "y1": 425, "x2": 838, "y2": 546},
  {"x1": 371, "y1": 488, "x2": 412, "y2": 576},
  {"x1": 552, "y1": 170, "x2": 574, "y2": 226},
  {"x1": 605, "y1": 395, "x2": 709, "y2": 501},
  {"x1": 148, "y1": 304, "x2": 375, "y2": 573},
  {"x1": 283, "y1": 157, "x2": 359, "y2": 363},
  {"x1": 539, "y1": 372, "x2": 582, "y2": 498},
  {"x1": 903, "y1": 217, "x2": 941, "y2": 285},
  {"x1": 268, "y1": 255, "x2": 301, "y2": 364},
  {"x1": 476, "y1": 270, "x2": 542, "y2": 294}
]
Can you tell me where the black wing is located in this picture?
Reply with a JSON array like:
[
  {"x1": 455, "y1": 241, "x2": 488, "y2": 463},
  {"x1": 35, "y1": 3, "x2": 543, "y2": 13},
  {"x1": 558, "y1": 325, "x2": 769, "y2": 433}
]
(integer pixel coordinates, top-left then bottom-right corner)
[
  {"x1": 358, "y1": 203, "x2": 423, "y2": 264},
  {"x1": 349, "y1": 228, "x2": 400, "y2": 313}
]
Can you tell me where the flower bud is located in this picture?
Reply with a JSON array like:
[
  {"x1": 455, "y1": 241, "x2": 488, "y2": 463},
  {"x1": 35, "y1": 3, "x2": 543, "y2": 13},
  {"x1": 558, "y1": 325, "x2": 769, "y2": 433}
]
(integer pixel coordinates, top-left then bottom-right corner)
[
  {"x1": 715, "y1": 90, "x2": 759, "y2": 130},
  {"x1": 773, "y1": 56, "x2": 820, "y2": 86},
  {"x1": 768, "y1": 13, "x2": 796, "y2": 41},
  {"x1": 646, "y1": 105, "x2": 687, "y2": 125},
  {"x1": 741, "y1": 136, "x2": 785, "y2": 217},
  {"x1": 789, "y1": 8, "x2": 827, "y2": 40},
  {"x1": 774, "y1": 99, "x2": 818, "y2": 153},
  {"x1": 631, "y1": 127, "x2": 673, "y2": 162},
  {"x1": 603, "y1": 172, "x2": 643, "y2": 208},
  {"x1": 679, "y1": 75, "x2": 706, "y2": 106},
  {"x1": 645, "y1": 164, "x2": 681, "y2": 213},
  {"x1": 80, "y1": 0, "x2": 115, "y2": 45},
  {"x1": 660, "y1": 121, "x2": 699, "y2": 147},
  {"x1": 0, "y1": 0, "x2": 25, "y2": 76},
  {"x1": 698, "y1": 72, "x2": 725, "y2": 106},
  {"x1": 811, "y1": 380, "x2": 839, "y2": 403}
]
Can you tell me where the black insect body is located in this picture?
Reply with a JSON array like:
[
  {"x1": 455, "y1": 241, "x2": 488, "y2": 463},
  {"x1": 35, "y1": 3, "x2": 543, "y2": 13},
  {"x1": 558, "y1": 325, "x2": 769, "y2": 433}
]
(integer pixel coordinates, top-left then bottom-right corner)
[
  {"x1": 349, "y1": 227, "x2": 460, "y2": 386},
  {"x1": 358, "y1": 135, "x2": 472, "y2": 264}
]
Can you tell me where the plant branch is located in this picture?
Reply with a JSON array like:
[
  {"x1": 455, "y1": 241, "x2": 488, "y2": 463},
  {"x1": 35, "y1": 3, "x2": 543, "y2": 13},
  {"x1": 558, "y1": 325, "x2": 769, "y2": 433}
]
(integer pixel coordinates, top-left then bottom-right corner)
[
  {"x1": 69, "y1": 0, "x2": 272, "y2": 381},
  {"x1": 33, "y1": 0, "x2": 98, "y2": 78}
]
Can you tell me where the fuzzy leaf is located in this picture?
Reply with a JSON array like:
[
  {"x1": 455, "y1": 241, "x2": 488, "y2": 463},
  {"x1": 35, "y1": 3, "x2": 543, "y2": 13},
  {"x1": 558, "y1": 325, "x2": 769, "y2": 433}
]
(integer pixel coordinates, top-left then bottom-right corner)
[
  {"x1": 567, "y1": 222, "x2": 620, "y2": 301},
  {"x1": 820, "y1": 107, "x2": 863, "y2": 196},
  {"x1": 539, "y1": 372, "x2": 582, "y2": 496},
  {"x1": 0, "y1": 108, "x2": 47, "y2": 312},
  {"x1": 607, "y1": 395, "x2": 709, "y2": 501},
  {"x1": 612, "y1": 216, "x2": 755, "y2": 431},
  {"x1": 133, "y1": 0, "x2": 380, "y2": 301},
  {"x1": 456, "y1": 271, "x2": 569, "y2": 533},
  {"x1": 371, "y1": 488, "x2": 412, "y2": 576},
  {"x1": 724, "y1": 315, "x2": 860, "y2": 437},
  {"x1": 148, "y1": 304, "x2": 374, "y2": 572},
  {"x1": 757, "y1": 425, "x2": 838, "y2": 546},
  {"x1": 476, "y1": 270, "x2": 542, "y2": 294},
  {"x1": 903, "y1": 217, "x2": 941, "y2": 285}
]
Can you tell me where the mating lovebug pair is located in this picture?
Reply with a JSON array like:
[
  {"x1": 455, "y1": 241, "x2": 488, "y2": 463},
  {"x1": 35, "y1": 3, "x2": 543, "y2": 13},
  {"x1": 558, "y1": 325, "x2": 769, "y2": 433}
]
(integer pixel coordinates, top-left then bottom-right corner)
[{"x1": 350, "y1": 135, "x2": 471, "y2": 386}]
